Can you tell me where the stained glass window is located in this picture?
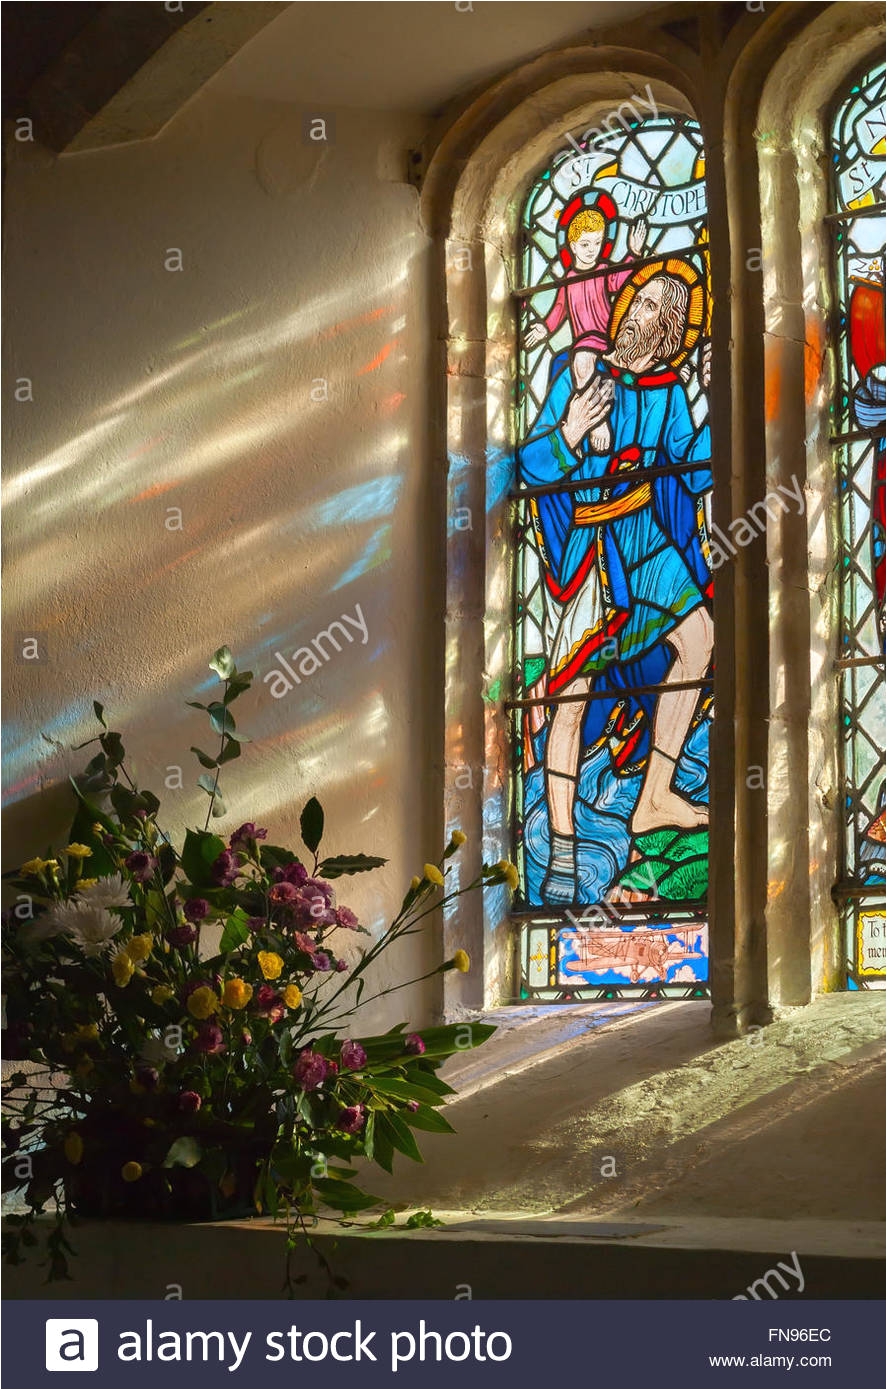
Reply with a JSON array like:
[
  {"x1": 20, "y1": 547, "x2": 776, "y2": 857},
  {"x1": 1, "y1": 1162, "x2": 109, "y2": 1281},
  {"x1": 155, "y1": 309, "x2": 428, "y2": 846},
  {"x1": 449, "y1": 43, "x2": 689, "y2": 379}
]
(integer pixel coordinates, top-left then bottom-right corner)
[
  {"x1": 511, "y1": 112, "x2": 713, "y2": 1000},
  {"x1": 830, "y1": 62, "x2": 886, "y2": 988}
]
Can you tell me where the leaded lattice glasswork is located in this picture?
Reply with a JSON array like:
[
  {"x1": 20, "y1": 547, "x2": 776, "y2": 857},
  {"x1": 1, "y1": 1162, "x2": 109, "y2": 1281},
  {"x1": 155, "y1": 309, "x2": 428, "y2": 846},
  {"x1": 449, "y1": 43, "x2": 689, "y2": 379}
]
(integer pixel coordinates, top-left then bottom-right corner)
[
  {"x1": 512, "y1": 113, "x2": 712, "y2": 1000},
  {"x1": 831, "y1": 62, "x2": 886, "y2": 987}
]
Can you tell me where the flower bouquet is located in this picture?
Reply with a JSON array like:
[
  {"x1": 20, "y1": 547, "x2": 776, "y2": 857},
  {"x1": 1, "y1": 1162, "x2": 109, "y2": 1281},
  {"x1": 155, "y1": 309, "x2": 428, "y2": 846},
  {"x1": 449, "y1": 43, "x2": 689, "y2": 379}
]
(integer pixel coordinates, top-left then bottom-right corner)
[{"x1": 2, "y1": 648, "x2": 516, "y2": 1283}]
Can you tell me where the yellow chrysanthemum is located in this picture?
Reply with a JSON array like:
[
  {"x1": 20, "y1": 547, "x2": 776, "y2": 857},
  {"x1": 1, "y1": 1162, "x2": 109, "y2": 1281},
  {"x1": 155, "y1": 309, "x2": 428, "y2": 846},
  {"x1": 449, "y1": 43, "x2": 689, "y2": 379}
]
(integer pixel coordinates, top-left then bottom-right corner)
[
  {"x1": 452, "y1": 949, "x2": 471, "y2": 973},
  {"x1": 20, "y1": 858, "x2": 48, "y2": 876},
  {"x1": 410, "y1": 876, "x2": 421, "y2": 891},
  {"x1": 64, "y1": 1133, "x2": 84, "y2": 1165},
  {"x1": 121, "y1": 1161, "x2": 143, "y2": 1183},
  {"x1": 111, "y1": 952, "x2": 135, "y2": 988},
  {"x1": 186, "y1": 986, "x2": 218, "y2": 1020},
  {"x1": 75, "y1": 878, "x2": 98, "y2": 890},
  {"x1": 423, "y1": 863, "x2": 445, "y2": 887},
  {"x1": 283, "y1": 984, "x2": 303, "y2": 1010},
  {"x1": 151, "y1": 985, "x2": 174, "y2": 1005},
  {"x1": 496, "y1": 859, "x2": 520, "y2": 892},
  {"x1": 222, "y1": 978, "x2": 253, "y2": 1010},
  {"x1": 125, "y1": 934, "x2": 153, "y2": 963},
  {"x1": 257, "y1": 950, "x2": 284, "y2": 981},
  {"x1": 450, "y1": 830, "x2": 467, "y2": 847},
  {"x1": 65, "y1": 844, "x2": 93, "y2": 859}
]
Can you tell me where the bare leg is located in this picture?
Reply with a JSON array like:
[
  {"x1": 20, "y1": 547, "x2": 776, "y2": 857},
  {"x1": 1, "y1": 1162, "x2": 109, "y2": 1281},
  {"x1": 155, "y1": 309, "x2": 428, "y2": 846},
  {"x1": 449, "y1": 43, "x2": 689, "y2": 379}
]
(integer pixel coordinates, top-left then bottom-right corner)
[
  {"x1": 631, "y1": 606, "x2": 713, "y2": 836},
  {"x1": 542, "y1": 676, "x2": 591, "y2": 903},
  {"x1": 574, "y1": 350, "x2": 611, "y2": 454}
]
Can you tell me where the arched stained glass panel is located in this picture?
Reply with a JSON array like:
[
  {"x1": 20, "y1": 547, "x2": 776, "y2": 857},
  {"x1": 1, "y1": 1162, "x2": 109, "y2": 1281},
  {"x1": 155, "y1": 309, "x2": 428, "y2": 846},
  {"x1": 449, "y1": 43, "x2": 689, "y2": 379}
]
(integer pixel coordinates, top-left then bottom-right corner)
[
  {"x1": 511, "y1": 112, "x2": 713, "y2": 1000},
  {"x1": 830, "y1": 61, "x2": 886, "y2": 987}
]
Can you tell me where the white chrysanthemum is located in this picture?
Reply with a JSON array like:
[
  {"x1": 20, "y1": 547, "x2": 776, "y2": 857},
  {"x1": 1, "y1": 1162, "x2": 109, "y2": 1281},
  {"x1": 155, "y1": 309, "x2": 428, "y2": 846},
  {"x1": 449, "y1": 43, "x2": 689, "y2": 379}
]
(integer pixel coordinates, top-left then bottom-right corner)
[
  {"x1": 77, "y1": 873, "x2": 132, "y2": 912},
  {"x1": 45, "y1": 900, "x2": 124, "y2": 957}
]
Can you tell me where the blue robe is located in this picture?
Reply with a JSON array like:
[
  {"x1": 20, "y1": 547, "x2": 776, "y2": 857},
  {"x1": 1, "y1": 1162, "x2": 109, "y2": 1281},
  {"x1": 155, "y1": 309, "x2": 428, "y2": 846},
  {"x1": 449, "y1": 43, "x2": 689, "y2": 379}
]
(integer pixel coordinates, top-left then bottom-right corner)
[{"x1": 520, "y1": 357, "x2": 712, "y2": 673}]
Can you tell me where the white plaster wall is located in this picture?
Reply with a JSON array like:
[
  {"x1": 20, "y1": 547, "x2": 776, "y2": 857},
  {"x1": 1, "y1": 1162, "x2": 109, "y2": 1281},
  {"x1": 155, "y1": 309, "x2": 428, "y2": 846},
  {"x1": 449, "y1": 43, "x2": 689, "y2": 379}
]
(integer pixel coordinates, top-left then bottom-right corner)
[{"x1": 2, "y1": 85, "x2": 446, "y2": 1029}]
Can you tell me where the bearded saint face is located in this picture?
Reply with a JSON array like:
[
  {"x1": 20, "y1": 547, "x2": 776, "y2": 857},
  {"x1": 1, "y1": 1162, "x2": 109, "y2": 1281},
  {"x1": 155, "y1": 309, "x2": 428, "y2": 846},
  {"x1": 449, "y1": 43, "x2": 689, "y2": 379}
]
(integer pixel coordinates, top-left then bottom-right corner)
[
  {"x1": 609, "y1": 274, "x2": 689, "y2": 370},
  {"x1": 611, "y1": 279, "x2": 666, "y2": 367}
]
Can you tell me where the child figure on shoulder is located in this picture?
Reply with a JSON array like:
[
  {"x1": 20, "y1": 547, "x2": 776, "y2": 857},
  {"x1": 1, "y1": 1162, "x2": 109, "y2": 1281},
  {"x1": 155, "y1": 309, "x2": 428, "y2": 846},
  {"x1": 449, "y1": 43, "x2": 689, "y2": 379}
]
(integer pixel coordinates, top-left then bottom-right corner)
[{"x1": 525, "y1": 208, "x2": 648, "y2": 454}]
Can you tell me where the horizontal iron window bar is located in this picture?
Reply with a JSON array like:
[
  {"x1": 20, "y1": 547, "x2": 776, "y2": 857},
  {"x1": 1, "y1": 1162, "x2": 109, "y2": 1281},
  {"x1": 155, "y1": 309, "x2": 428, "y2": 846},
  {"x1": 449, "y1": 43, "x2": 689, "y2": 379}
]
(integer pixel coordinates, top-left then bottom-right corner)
[
  {"x1": 505, "y1": 677, "x2": 713, "y2": 709},
  {"x1": 510, "y1": 899, "x2": 708, "y2": 922},
  {"x1": 831, "y1": 429, "x2": 885, "y2": 445},
  {"x1": 824, "y1": 204, "x2": 887, "y2": 223},
  {"x1": 834, "y1": 655, "x2": 886, "y2": 670},
  {"x1": 512, "y1": 243, "x2": 707, "y2": 300},
  {"x1": 509, "y1": 456, "x2": 712, "y2": 500},
  {"x1": 831, "y1": 884, "x2": 887, "y2": 902}
]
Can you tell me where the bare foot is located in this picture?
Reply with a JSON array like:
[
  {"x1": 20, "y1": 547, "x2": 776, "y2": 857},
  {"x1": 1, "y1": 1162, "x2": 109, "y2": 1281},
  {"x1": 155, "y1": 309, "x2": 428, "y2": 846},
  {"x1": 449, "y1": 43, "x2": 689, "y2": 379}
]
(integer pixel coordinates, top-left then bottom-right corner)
[
  {"x1": 590, "y1": 424, "x2": 612, "y2": 455},
  {"x1": 632, "y1": 791, "x2": 708, "y2": 837}
]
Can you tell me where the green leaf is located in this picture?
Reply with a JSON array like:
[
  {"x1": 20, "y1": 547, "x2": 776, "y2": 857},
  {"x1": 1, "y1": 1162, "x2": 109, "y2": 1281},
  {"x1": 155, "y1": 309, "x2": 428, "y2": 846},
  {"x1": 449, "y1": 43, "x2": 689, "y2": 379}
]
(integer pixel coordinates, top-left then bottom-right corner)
[
  {"x1": 181, "y1": 829, "x2": 226, "y2": 886},
  {"x1": 223, "y1": 671, "x2": 253, "y2": 705},
  {"x1": 367, "y1": 1207, "x2": 396, "y2": 1230},
  {"x1": 144, "y1": 890, "x2": 168, "y2": 931},
  {"x1": 219, "y1": 907, "x2": 251, "y2": 953},
  {"x1": 313, "y1": 1178, "x2": 380, "y2": 1213},
  {"x1": 402, "y1": 1105, "x2": 456, "y2": 1135},
  {"x1": 399, "y1": 1022, "x2": 496, "y2": 1058},
  {"x1": 162, "y1": 1136, "x2": 202, "y2": 1169},
  {"x1": 93, "y1": 701, "x2": 107, "y2": 728},
  {"x1": 369, "y1": 1076, "x2": 447, "y2": 1107},
  {"x1": 207, "y1": 703, "x2": 236, "y2": 738},
  {"x1": 318, "y1": 853, "x2": 387, "y2": 879},
  {"x1": 197, "y1": 773, "x2": 221, "y2": 799},
  {"x1": 368, "y1": 1114, "x2": 393, "y2": 1172},
  {"x1": 259, "y1": 845, "x2": 300, "y2": 872},
  {"x1": 405, "y1": 1209, "x2": 443, "y2": 1229},
  {"x1": 217, "y1": 739, "x2": 241, "y2": 765},
  {"x1": 99, "y1": 731, "x2": 125, "y2": 767},
  {"x1": 300, "y1": 797, "x2": 324, "y2": 855},
  {"x1": 209, "y1": 646, "x2": 235, "y2": 680},
  {"x1": 190, "y1": 747, "x2": 219, "y2": 770},
  {"x1": 378, "y1": 1111, "x2": 423, "y2": 1164}
]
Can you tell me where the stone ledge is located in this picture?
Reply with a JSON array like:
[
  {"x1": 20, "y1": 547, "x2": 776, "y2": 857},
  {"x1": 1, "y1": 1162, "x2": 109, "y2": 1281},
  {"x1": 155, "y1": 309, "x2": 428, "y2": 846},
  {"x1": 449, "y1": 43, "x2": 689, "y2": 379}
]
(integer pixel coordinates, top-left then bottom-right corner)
[{"x1": 4, "y1": 1212, "x2": 882, "y2": 1301}]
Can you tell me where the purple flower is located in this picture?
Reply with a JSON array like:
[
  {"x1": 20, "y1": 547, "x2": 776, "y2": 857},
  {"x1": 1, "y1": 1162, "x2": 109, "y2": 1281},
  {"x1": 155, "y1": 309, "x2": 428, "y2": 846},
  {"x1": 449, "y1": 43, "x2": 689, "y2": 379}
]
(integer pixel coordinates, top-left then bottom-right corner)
[
  {"x1": 340, "y1": 1040, "x2": 367, "y2": 1071},
  {"x1": 177, "y1": 1090, "x2": 202, "y2": 1112},
  {"x1": 272, "y1": 861, "x2": 308, "y2": 887},
  {"x1": 183, "y1": 898, "x2": 210, "y2": 924},
  {"x1": 293, "y1": 880, "x2": 336, "y2": 929},
  {"x1": 229, "y1": 822, "x2": 267, "y2": 847},
  {"x1": 166, "y1": 923, "x2": 198, "y2": 948},
  {"x1": 311, "y1": 952, "x2": 332, "y2": 972},
  {"x1": 405, "y1": 1034, "x2": 426, "y2": 1056},
  {"x1": 135, "y1": 1066, "x2": 159, "y2": 1091},
  {"x1": 192, "y1": 1023, "x2": 225, "y2": 1055},
  {"x1": 246, "y1": 917, "x2": 265, "y2": 933},
  {"x1": 293, "y1": 931, "x2": 316, "y2": 954},
  {"x1": 211, "y1": 849, "x2": 240, "y2": 886},
  {"x1": 335, "y1": 958, "x2": 348, "y2": 973},
  {"x1": 336, "y1": 1104, "x2": 366, "y2": 1135},
  {"x1": 125, "y1": 851, "x2": 158, "y2": 883},
  {"x1": 269, "y1": 881, "x2": 299, "y2": 905},
  {"x1": 241, "y1": 1029, "x2": 253, "y2": 1046},
  {"x1": 406, "y1": 1099, "x2": 420, "y2": 1113},
  {"x1": 326, "y1": 1060, "x2": 339, "y2": 1079},
  {"x1": 292, "y1": 1048, "x2": 329, "y2": 1091},
  {"x1": 335, "y1": 906, "x2": 359, "y2": 930},
  {"x1": 253, "y1": 985, "x2": 285, "y2": 1022}
]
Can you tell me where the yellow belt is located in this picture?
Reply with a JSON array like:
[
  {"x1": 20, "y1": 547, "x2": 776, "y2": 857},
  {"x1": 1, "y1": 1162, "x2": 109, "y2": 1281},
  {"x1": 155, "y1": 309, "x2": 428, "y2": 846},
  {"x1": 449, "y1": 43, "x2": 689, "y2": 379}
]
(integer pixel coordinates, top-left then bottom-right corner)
[{"x1": 574, "y1": 482, "x2": 651, "y2": 525}]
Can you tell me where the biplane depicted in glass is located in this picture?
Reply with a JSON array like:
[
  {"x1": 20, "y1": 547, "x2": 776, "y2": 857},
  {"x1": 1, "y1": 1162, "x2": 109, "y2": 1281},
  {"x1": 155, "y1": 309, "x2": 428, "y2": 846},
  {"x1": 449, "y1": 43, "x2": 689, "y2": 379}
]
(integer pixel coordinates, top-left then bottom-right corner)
[
  {"x1": 511, "y1": 113, "x2": 713, "y2": 999},
  {"x1": 831, "y1": 62, "x2": 886, "y2": 987}
]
